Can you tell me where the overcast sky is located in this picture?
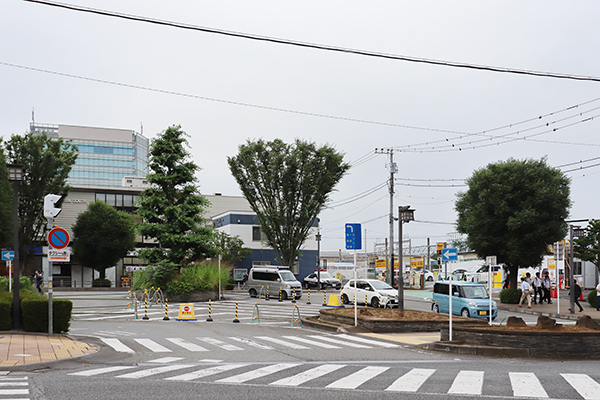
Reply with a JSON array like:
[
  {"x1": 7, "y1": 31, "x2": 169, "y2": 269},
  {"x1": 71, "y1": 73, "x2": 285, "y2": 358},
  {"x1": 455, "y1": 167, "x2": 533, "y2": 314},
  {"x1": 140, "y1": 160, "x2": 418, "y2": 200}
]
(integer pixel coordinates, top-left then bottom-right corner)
[{"x1": 2, "y1": 1, "x2": 600, "y2": 254}]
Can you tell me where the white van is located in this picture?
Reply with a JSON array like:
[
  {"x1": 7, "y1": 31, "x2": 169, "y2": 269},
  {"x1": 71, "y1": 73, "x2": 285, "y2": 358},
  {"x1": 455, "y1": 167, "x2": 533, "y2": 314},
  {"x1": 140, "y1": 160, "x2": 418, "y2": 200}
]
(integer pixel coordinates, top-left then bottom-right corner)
[{"x1": 247, "y1": 266, "x2": 302, "y2": 300}]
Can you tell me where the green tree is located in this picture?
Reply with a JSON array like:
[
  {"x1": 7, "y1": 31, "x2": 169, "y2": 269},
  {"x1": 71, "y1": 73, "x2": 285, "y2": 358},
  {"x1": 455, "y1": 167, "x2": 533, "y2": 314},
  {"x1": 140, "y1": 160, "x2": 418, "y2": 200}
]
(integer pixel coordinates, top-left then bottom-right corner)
[
  {"x1": 136, "y1": 125, "x2": 214, "y2": 266},
  {"x1": 210, "y1": 230, "x2": 252, "y2": 263},
  {"x1": 228, "y1": 138, "x2": 350, "y2": 268},
  {"x1": 71, "y1": 200, "x2": 136, "y2": 280},
  {"x1": 4, "y1": 132, "x2": 77, "y2": 272},
  {"x1": 455, "y1": 157, "x2": 570, "y2": 289},
  {"x1": 573, "y1": 219, "x2": 600, "y2": 274},
  {"x1": 0, "y1": 150, "x2": 15, "y2": 248}
]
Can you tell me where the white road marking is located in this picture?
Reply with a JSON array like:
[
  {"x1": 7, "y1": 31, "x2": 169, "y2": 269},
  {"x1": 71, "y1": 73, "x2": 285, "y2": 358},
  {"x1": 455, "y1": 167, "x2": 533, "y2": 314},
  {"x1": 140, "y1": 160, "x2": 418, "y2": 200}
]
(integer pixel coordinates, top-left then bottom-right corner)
[
  {"x1": 216, "y1": 363, "x2": 300, "y2": 383},
  {"x1": 117, "y1": 364, "x2": 195, "y2": 379},
  {"x1": 561, "y1": 373, "x2": 600, "y2": 400},
  {"x1": 148, "y1": 357, "x2": 185, "y2": 364},
  {"x1": 229, "y1": 336, "x2": 273, "y2": 350},
  {"x1": 510, "y1": 372, "x2": 548, "y2": 398},
  {"x1": 69, "y1": 366, "x2": 136, "y2": 376},
  {"x1": 165, "y1": 338, "x2": 208, "y2": 352},
  {"x1": 326, "y1": 366, "x2": 389, "y2": 389},
  {"x1": 336, "y1": 333, "x2": 399, "y2": 348},
  {"x1": 196, "y1": 337, "x2": 243, "y2": 351},
  {"x1": 307, "y1": 335, "x2": 370, "y2": 348},
  {"x1": 166, "y1": 364, "x2": 248, "y2": 381},
  {"x1": 385, "y1": 368, "x2": 436, "y2": 392},
  {"x1": 101, "y1": 338, "x2": 135, "y2": 353},
  {"x1": 270, "y1": 364, "x2": 346, "y2": 386},
  {"x1": 448, "y1": 370, "x2": 484, "y2": 395},
  {"x1": 134, "y1": 338, "x2": 172, "y2": 352},
  {"x1": 254, "y1": 336, "x2": 309, "y2": 350},
  {"x1": 282, "y1": 336, "x2": 340, "y2": 349}
]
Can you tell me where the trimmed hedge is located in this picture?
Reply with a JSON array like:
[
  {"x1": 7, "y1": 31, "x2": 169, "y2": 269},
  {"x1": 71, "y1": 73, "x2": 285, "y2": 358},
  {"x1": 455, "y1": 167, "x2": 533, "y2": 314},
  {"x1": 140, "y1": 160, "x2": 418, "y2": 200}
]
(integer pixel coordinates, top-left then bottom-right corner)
[
  {"x1": 588, "y1": 290, "x2": 598, "y2": 308},
  {"x1": 0, "y1": 292, "x2": 12, "y2": 330},
  {"x1": 92, "y1": 279, "x2": 111, "y2": 288},
  {"x1": 499, "y1": 288, "x2": 522, "y2": 304},
  {"x1": 21, "y1": 294, "x2": 73, "y2": 333}
]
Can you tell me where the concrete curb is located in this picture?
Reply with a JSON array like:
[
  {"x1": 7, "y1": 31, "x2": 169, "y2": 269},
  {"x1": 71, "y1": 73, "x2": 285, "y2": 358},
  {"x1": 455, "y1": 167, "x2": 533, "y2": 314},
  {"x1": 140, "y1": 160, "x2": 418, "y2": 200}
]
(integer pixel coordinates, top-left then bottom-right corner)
[{"x1": 422, "y1": 341, "x2": 527, "y2": 358}]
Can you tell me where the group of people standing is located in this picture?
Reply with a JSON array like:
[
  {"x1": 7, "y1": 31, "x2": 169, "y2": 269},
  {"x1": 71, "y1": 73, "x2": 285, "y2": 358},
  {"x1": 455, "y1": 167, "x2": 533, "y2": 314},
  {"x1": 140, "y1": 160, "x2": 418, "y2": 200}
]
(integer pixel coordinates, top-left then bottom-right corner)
[{"x1": 518, "y1": 272, "x2": 553, "y2": 308}]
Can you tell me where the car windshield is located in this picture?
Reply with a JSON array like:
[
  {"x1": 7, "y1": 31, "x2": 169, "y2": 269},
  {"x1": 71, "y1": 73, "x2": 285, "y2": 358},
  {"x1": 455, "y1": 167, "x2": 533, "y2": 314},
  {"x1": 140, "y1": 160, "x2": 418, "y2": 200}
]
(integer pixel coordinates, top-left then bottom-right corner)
[
  {"x1": 369, "y1": 281, "x2": 393, "y2": 290},
  {"x1": 279, "y1": 271, "x2": 297, "y2": 282},
  {"x1": 318, "y1": 272, "x2": 333, "y2": 279},
  {"x1": 461, "y1": 285, "x2": 489, "y2": 299}
]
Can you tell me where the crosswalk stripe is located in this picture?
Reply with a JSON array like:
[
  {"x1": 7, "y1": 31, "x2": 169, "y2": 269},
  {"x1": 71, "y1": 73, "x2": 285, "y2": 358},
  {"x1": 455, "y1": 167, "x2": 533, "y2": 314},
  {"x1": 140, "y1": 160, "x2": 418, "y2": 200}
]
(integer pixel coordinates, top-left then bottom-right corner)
[
  {"x1": 270, "y1": 364, "x2": 346, "y2": 386},
  {"x1": 196, "y1": 337, "x2": 244, "y2": 351},
  {"x1": 561, "y1": 373, "x2": 600, "y2": 400},
  {"x1": 509, "y1": 372, "x2": 548, "y2": 398},
  {"x1": 117, "y1": 364, "x2": 195, "y2": 379},
  {"x1": 254, "y1": 336, "x2": 309, "y2": 350},
  {"x1": 282, "y1": 336, "x2": 340, "y2": 349},
  {"x1": 148, "y1": 357, "x2": 185, "y2": 363},
  {"x1": 165, "y1": 364, "x2": 249, "y2": 381},
  {"x1": 70, "y1": 366, "x2": 136, "y2": 376},
  {"x1": 385, "y1": 368, "x2": 436, "y2": 392},
  {"x1": 307, "y1": 335, "x2": 370, "y2": 348},
  {"x1": 134, "y1": 338, "x2": 172, "y2": 352},
  {"x1": 326, "y1": 366, "x2": 389, "y2": 389},
  {"x1": 165, "y1": 338, "x2": 208, "y2": 352},
  {"x1": 0, "y1": 382, "x2": 28, "y2": 386},
  {"x1": 336, "y1": 333, "x2": 399, "y2": 348},
  {"x1": 229, "y1": 336, "x2": 273, "y2": 350},
  {"x1": 0, "y1": 389, "x2": 29, "y2": 395},
  {"x1": 448, "y1": 370, "x2": 484, "y2": 395},
  {"x1": 101, "y1": 338, "x2": 135, "y2": 353},
  {"x1": 215, "y1": 363, "x2": 300, "y2": 384}
]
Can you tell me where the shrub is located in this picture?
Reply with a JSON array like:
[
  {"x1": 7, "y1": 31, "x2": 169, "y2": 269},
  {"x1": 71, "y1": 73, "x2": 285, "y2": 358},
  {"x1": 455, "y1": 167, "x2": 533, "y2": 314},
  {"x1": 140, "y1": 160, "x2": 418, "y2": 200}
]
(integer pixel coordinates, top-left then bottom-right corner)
[
  {"x1": 588, "y1": 290, "x2": 598, "y2": 308},
  {"x1": 145, "y1": 261, "x2": 179, "y2": 289},
  {"x1": 165, "y1": 262, "x2": 232, "y2": 298},
  {"x1": 499, "y1": 288, "x2": 522, "y2": 304},
  {"x1": 21, "y1": 294, "x2": 73, "y2": 333},
  {"x1": 92, "y1": 279, "x2": 111, "y2": 288},
  {"x1": 0, "y1": 292, "x2": 11, "y2": 330},
  {"x1": 166, "y1": 280, "x2": 194, "y2": 301},
  {"x1": 0, "y1": 276, "x2": 37, "y2": 294},
  {"x1": 132, "y1": 269, "x2": 150, "y2": 290}
]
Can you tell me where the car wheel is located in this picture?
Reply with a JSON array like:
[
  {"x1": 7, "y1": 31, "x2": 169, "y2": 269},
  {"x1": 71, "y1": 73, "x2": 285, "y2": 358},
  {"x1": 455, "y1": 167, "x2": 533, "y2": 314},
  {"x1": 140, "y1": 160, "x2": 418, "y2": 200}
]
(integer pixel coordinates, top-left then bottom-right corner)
[
  {"x1": 303, "y1": 282, "x2": 309, "y2": 289},
  {"x1": 432, "y1": 303, "x2": 440, "y2": 313},
  {"x1": 280, "y1": 291, "x2": 288, "y2": 301},
  {"x1": 427, "y1": 276, "x2": 433, "y2": 282},
  {"x1": 341, "y1": 294, "x2": 349, "y2": 304},
  {"x1": 461, "y1": 308, "x2": 470, "y2": 318},
  {"x1": 249, "y1": 288, "x2": 257, "y2": 298},
  {"x1": 320, "y1": 283, "x2": 326, "y2": 291},
  {"x1": 370, "y1": 297, "x2": 380, "y2": 308}
]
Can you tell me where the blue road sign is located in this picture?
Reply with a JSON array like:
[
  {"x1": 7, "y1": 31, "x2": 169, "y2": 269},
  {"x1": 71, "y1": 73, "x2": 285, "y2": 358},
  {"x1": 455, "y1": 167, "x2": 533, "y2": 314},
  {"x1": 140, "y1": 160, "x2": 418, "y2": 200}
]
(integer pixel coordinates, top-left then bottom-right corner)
[
  {"x1": 345, "y1": 223, "x2": 362, "y2": 250},
  {"x1": 1, "y1": 250, "x2": 14, "y2": 261},
  {"x1": 442, "y1": 247, "x2": 458, "y2": 262}
]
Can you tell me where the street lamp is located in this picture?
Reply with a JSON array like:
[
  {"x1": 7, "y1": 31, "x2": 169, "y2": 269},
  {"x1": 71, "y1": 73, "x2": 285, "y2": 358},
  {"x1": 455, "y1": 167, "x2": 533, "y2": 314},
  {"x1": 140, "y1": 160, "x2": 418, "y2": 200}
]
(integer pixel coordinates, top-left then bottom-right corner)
[
  {"x1": 7, "y1": 164, "x2": 23, "y2": 329},
  {"x1": 397, "y1": 206, "x2": 414, "y2": 312}
]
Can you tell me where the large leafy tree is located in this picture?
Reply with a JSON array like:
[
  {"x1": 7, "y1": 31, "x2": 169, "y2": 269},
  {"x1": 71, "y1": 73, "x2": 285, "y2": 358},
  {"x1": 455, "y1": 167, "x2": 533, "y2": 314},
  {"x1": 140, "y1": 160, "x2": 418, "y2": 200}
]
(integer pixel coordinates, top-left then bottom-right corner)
[
  {"x1": 455, "y1": 157, "x2": 570, "y2": 289},
  {"x1": 136, "y1": 125, "x2": 214, "y2": 266},
  {"x1": 0, "y1": 150, "x2": 15, "y2": 248},
  {"x1": 228, "y1": 138, "x2": 350, "y2": 268},
  {"x1": 573, "y1": 219, "x2": 600, "y2": 274},
  {"x1": 210, "y1": 230, "x2": 252, "y2": 263},
  {"x1": 4, "y1": 132, "x2": 78, "y2": 273},
  {"x1": 71, "y1": 200, "x2": 136, "y2": 280}
]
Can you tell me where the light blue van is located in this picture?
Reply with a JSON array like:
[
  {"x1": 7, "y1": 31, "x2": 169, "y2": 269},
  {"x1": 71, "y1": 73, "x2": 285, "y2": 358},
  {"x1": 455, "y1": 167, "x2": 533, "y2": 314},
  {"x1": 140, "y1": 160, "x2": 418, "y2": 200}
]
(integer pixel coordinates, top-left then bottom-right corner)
[{"x1": 431, "y1": 280, "x2": 498, "y2": 320}]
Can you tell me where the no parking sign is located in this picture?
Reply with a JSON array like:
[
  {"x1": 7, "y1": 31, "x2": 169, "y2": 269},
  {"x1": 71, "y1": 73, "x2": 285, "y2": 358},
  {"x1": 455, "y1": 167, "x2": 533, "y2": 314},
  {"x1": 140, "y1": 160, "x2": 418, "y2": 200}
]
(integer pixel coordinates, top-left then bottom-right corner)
[{"x1": 176, "y1": 303, "x2": 197, "y2": 321}]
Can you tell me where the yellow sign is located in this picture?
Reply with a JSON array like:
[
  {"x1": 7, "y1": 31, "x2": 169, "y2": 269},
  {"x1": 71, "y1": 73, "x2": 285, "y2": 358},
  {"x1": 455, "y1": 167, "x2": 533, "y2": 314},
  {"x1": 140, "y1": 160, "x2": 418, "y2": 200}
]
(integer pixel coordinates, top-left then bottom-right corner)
[
  {"x1": 410, "y1": 257, "x2": 424, "y2": 268},
  {"x1": 436, "y1": 242, "x2": 445, "y2": 251},
  {"x1": 176, "y1": 303, "x2": 197, "y2": 321}
]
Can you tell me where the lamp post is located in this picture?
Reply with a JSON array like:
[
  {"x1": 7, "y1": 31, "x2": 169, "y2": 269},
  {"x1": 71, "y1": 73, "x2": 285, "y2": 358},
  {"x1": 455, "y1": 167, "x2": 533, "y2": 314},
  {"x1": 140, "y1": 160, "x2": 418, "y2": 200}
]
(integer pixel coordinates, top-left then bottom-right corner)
[
  {"x1": 7, "y1": 164, "x2": 23, "y2": 330},
  {"x1": 397, "y1": 206, "x2": 414, "y2": 313},
  {"x1": 316, "y1": 227, "x2": 321, "y2": 287}
]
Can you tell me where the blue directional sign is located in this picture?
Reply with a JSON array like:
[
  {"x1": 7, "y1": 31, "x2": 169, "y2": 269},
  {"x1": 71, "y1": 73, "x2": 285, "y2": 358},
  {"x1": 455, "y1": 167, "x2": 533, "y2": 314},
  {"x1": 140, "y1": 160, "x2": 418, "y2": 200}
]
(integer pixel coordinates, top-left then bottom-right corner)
[
  {"x1": 345, "y1": 223, "x2": 362, "y2": 250},
  {"x1": 442, "y1": 247, "x2": 458, "y2": 262},
  {"x1": 1, "y1": 250, "x2": 14, "y2": 261}
]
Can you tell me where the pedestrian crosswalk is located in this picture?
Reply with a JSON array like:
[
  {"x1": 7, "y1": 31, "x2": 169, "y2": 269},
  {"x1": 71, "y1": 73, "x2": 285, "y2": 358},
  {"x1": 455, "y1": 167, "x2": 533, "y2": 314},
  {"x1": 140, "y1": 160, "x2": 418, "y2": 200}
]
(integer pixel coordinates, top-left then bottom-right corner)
[
  {"x1": 0, "y1": 376, "x2": 29, "y2": 399},
  {"x1": 97, "y1": 333, "x2": 398, "y2": 355},
  {"x1": 66, "y1": 363, "x2": 600, "y2": 399}
]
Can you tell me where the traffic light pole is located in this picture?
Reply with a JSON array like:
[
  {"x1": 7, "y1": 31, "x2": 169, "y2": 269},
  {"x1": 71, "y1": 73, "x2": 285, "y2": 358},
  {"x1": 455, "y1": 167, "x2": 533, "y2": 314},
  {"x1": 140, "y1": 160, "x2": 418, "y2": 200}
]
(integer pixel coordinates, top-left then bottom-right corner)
[{"x1": 12, "y1": 179, "x2": 20, "y2": 330}]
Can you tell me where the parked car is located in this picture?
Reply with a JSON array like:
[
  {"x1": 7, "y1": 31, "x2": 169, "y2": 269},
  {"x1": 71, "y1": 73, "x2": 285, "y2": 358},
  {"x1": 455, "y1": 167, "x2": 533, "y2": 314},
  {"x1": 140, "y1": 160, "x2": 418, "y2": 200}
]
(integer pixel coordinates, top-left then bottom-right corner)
[
  {"x1": 247, "y1": 266, "x2": 302, "y2": 300},
  {"x1": 303, "y1": 271, "x2": 342, "y2": 290},
  {"x1": 340, "y1": 279, "x2": 398, "y2": 308},
  {"x1": 413, "y1": 268, "x2": 434, "y2": 282},
  {"x1": 431, "y1": 280, "x2": 497, "y2": 320}
]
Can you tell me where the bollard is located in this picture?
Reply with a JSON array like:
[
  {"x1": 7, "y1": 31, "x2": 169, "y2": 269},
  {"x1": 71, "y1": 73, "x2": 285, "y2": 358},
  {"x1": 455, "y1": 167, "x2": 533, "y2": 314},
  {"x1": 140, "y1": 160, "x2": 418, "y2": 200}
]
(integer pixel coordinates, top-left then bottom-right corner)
[
  {"x1": 322, "y1": 289, "x2": 327, "y2": 306},
  {"x1": 251, "y1": 302, "x2": 260, "y2": 324},
  {"x1": 307, "y1": 288, "x2": 311, "y2": 305},
  {"x1": 134, "y1": 294, "x2": 138, "y2": 320},
  {"x1": 233, "y1": 301, "x2": 240, "y2": 323},
  {"x1": 278, "y1": 287, "x2": 283, "y2": 302},
  {"x1": 163, "y1": 298, "x2": 170, "y2": 321},
  {"x1": 260, "y1": 285, "x2": 265, "y2": 299},
  {"x1": 266, "y1": 285, "x2": 270, "y2": 301},
  {"x1": 143, "y1": 297, "x2": 149, "y2": 320},
  {"x1": 379, "y1": 296, "x2": 382, "y2": 308},
  {"x1": 365, "y1": 293, "x2": 368, "y2": 308},
  {"x1": 206, "y1": 299, "x2": 213, "y2": 322},
  {"x1": 291, "y1": 303, "x2": 302, "y2": 328},
  {"x1": 387, "y1": 295, "x2": 390, "y2": 309},
  {"x1": 291, "y1": 287, "x2": 296, "y2": 303}
]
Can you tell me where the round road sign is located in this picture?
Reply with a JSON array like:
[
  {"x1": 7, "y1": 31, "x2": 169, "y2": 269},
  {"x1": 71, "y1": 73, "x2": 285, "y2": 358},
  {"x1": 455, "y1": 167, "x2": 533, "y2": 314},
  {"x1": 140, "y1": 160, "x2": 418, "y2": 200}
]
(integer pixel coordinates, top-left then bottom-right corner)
[{"x1": 48, "y1": 227, "x2": 70, "y2": 249}]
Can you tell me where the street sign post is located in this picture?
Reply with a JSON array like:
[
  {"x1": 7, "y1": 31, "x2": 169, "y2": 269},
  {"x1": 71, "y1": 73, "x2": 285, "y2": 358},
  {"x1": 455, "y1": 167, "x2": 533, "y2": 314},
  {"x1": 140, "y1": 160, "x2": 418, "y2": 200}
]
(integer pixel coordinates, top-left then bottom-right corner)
[
  {"x1": 345, "y1": 223, "x2": 362, "y2": 250},
  {"x1": 442, "y1": 248, "x2": 458, "y2": 262},
  {"x1": 48, "y1": 227, "x2": 70, "y2": 250}
]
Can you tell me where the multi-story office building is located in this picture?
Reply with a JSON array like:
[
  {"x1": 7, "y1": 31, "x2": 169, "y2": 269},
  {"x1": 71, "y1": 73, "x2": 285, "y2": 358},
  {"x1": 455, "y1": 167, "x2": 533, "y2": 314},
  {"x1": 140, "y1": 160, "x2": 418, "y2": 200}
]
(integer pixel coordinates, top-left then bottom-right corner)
[{"x1": 30, "y1": 123, "x2": 149, "y2": 187}]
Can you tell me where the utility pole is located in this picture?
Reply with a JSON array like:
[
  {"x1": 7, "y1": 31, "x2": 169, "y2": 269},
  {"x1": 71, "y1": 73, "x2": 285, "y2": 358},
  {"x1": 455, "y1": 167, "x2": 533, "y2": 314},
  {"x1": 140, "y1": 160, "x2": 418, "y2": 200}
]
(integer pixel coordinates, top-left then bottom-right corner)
[{"x1": 375, "y1": 148, "x2": 396, "y2": 286}]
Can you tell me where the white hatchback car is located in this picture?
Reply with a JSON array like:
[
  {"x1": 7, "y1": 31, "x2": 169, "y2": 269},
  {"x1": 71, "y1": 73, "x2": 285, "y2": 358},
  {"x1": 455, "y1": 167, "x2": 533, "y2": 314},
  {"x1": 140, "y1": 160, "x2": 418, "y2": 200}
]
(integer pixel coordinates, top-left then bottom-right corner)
[{"x1": 340, "y1": 279, "x2": 398, "y2": 308}]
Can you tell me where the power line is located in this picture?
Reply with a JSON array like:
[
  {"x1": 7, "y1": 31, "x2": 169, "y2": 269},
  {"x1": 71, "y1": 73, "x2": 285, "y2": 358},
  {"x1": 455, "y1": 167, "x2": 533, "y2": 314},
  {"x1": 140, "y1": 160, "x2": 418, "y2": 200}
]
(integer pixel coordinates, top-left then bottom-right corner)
[{"x1": 26, "y1": 0, "x2": 600, "y2": 83}]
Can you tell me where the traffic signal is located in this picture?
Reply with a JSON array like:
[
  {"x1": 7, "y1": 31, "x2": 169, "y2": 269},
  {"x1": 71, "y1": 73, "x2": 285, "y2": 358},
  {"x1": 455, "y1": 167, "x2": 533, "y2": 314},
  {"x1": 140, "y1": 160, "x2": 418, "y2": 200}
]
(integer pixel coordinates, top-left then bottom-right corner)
[{"x1": 44, "y1": 194, "x2": 62, "y2": 220}]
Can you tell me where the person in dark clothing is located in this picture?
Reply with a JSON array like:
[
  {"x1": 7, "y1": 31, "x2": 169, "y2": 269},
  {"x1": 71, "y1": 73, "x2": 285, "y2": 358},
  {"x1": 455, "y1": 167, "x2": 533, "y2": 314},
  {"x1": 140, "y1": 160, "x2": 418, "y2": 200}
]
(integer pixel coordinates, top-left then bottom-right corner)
[
  {"x1": 33, "y1": 270, "x2": 43, "y2": 293},
  {"x1": 570, "y1": 279, "x2": 584, "y2": 312}
]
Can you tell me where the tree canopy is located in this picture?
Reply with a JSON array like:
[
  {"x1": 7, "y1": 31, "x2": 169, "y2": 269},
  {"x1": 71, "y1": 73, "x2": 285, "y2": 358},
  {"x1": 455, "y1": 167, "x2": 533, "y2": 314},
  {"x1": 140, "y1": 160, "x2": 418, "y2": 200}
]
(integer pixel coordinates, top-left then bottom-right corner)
[
  {"x1": 71, "y1": 200, "x2": 136, "y2": 280},
  {"x1": 455, "y1": 157, "x2": 571, "y2": 288},
  {"x1": 573, "y1": 219, "x2": 600, "y2": 274},
  {"x1": 0, "y1": 150, "x2": 15, "y2": 249},
  {"x1": 136, "y1": 125, "x2": 214, "y2": 265},
  {"x1": 228, "y1": 138, "x2": 350, "y2": 268},
  {"x1": 3, "y1": 132, "x2": 78, "y2": 272},
  {"x1": 209, "y1": 231, "x2": 252, "y2": 263}
]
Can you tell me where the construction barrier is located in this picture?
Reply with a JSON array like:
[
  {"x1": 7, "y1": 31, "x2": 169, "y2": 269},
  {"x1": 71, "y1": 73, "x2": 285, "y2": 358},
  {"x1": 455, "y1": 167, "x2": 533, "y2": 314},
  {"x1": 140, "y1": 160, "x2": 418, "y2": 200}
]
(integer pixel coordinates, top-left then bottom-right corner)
[{"x1": 176, "y1": 303, "x2": 197, "y2": 321}]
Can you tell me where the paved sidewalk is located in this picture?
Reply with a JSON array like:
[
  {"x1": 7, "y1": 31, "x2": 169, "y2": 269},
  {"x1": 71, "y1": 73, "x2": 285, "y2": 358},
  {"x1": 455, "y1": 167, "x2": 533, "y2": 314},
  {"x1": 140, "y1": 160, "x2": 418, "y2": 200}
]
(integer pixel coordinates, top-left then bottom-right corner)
[{"x1": 0, "y1": 333, "x2": 97, "y2": 368}]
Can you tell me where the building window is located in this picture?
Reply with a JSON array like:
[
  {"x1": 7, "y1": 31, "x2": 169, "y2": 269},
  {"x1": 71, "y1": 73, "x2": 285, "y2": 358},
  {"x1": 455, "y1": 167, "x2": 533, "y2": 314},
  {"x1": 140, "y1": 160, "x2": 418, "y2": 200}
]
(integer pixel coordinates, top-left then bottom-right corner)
[
  {"x1": 573, "y1": 261, "x2": 582, "y2": 275},
  {"x1": 96, "y1": 193, "x2": 106, "y2": 202},
  {"x1": 252, "y1": 226, "x2": 262, "y2": 241}
]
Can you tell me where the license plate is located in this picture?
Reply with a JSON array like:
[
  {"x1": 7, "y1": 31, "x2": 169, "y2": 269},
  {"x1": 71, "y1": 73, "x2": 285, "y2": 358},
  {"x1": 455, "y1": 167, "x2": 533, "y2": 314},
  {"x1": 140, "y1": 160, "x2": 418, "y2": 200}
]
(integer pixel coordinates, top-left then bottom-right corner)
[{"x1": 478, "y1": 310, "x2": 488, "y2": 315}]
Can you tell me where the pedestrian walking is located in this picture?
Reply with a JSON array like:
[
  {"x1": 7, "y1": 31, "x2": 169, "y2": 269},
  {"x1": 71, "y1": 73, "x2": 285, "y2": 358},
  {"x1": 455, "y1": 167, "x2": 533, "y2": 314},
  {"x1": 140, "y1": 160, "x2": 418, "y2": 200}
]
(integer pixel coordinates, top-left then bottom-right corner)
[
  {"x1": 502, "y1": 267, "x2": 509, "y2": 289},
  {"x1": 33, "y1": 270, "x2": 43, "y2": 293},
  {"x1": 518, "y1": 276, "x2": 531, "y2": 308},
  {"x1": 570, "y1": 279, "x2": 584, "y2": 312},
  {"x1": 532, "y1": 272, "x2": 543, "y2": 305},
  {"x1": 542, "y1": 274, "x2": 553, "y2": 304}
]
